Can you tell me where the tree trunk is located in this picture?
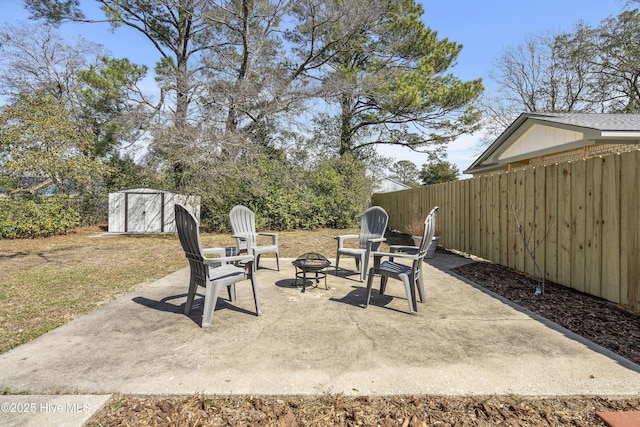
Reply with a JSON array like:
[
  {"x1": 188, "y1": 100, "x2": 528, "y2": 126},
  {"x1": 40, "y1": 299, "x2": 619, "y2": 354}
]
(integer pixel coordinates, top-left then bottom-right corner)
[
  {"x1": 225, "y1": 0, "x2": 252, "y2": 133},
  {"x1": 175, "y1": 7, "x2": 191, "y2": 129},
  {"x1": 339, "y1": 94, "x2": 353, "y2": 156}
]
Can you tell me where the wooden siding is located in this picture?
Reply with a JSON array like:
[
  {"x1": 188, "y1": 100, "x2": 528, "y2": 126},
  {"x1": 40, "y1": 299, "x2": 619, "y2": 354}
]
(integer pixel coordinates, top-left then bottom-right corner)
[{"x1": 372, "y1": 150, "x2": 640, "y2": 309}]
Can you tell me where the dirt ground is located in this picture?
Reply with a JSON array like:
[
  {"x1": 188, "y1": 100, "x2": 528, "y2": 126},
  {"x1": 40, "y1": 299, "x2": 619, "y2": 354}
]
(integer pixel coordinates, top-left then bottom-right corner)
[{"x1": 88, "y1": 256, "x2": 640, "y2": 426}]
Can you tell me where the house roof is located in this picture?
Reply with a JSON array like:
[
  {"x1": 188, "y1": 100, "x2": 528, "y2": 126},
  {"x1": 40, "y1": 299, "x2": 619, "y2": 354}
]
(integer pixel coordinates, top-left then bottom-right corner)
[
  {"x1": 464, "y1": 112, "x2": 640, "y2": 174},
  {"x1": 375, "y1": 178, "x2": 410, "y2": 193}
]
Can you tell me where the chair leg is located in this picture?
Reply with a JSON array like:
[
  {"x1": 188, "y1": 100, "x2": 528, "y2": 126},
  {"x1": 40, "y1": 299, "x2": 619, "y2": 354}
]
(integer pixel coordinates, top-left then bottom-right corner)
[
  {"x1": 364, "y1": 269, "x2": 375, "y2": 308},
  {"x1": 401, "y1": 276, "x2": 417, "y2": 314},
  {"x1": 416, "y1": 274, "x2": 426, "y2": 303},
  {"x1": 359, "y1": 254, "x2": 367, "y2": 282},
  {"x1": 184, "y1": 276, "x2": 198, "y2": 315},
  {"x1": 202, "y1": 281, "x2": 222, "y2": 328},
  {"x1": 380, "y1": 276, "x2": 388, "y2": 295},
  {"x1": 250, "y1": 274, "x2": 261, "y2": 316},
  {"x1": 335, "y1": 252, "x2": 341, "y2": 275},
  {"x1": 227, "y1": 283, "x2": 236, "y2": 302},
  {"x1": 275, "y1": 252, "x2": 280, "y2": 271}
]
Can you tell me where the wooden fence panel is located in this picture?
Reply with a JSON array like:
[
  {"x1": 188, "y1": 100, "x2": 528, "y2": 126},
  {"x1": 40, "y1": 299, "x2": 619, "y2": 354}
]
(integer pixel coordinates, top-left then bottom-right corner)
[
  {"x1": 496, "y1": 173, "x2": 509, "y2": 265},
  {"x1": 507, "y1": 169, "x2": 519, "y2": 270},
  {"x1": 446, "y1": 182, "x2": 455, "y2": 247},
  {"x1": 463, "y1": 179, "x2": 471, "y2": 252},
  {"x1": 557, "y1": 162, "x2": 572, "y2": 288},
  {"x1": 545, "y1": 164, "x2": 558, "y2": 284},
  {"x1": 470, "y1": 176, "x2": 480, "y2": 255},
  {"x1": 620, "y1": 151, "x2": 639, "y2": 307},
  {"x1": 490, "y1": 174, "x2": 500, "y2": 262},
  {"x1": 585, "y1": 157, "x2": 602, "y2": 298},
  {"x1": 490, "y1": 175, "x2": 497, "y2": 261},
  {"x1": 523, "y1": 168, "x2": 536, "y2": 275},
  {"x1": 601, "y1": 155, "x2": 621, "y2": 303},
  {"x1": 570, "y1": 159, "x2": 586, "y2": 293},
  {"x1": 445, "y1": 182, "x2": 455, "y2": 249},
  {"x1": 533, "y1": 167, "x2": 547, "y2": 281},
  {"x1": 371, "y1": 150, "x2": 639, "y2": 308},
  {"x1": 480, "y1": 175, "x2": 489, "y2": 260}
]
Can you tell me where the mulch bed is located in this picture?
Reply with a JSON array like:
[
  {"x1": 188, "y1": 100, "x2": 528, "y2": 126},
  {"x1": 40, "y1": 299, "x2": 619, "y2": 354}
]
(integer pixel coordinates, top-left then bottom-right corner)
[{"x1": 89, "y1": 394, "x2": 640, "y2": 426}]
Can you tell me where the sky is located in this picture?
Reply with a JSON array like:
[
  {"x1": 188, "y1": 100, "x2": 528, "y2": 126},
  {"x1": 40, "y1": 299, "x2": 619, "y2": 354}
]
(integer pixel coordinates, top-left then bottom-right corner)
[{"x1": 0, "y1": 0, "x2": 629, "y2": 177}]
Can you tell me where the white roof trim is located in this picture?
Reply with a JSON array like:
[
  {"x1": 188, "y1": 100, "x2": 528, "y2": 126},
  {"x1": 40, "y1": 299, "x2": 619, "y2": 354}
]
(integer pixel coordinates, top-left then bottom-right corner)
[{"x1": 599, "y1": 131, "x2": 640, "y2": 138}]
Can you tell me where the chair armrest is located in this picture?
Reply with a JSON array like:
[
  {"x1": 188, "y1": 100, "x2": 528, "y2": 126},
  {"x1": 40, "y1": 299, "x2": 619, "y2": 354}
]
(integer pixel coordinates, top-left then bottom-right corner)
[
  {"x1": 368, "y1": 237, "x2": 386, "y2": 243},
  {"x1": 371, "y1": 251, "x2": 420, "y2": 261},
  {"x1": 203, "y1": 247, "x2": 226, "y2": 257},
  {"x1": 369, "y1": 250, "x2": 418, "y2": 271},
  {"x1": 257, "y1": 232, "x2": 278, "y2": 245},
  {"x1": 365, "y1": 237, "x2": 387, "y2": 252},
  {"x1": 203, "y1": 253, "x2": 254, "y2": 265},
  {"x1": 389, "y1": 245, "x2": 419, "y2": 254},
  {"x1": 335, "y1": 234, "x2": 359, "y2": 248}
]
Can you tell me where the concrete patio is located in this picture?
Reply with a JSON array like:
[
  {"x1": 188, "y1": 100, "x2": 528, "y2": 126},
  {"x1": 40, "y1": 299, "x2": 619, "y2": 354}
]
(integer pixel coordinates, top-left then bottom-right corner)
[{"x1": 1, "y1": 252, "x2": 639, "y2": 425}]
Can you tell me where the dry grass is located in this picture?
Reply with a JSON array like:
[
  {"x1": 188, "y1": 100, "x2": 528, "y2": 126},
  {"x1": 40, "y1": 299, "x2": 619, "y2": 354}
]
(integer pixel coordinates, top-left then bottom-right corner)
[{"x1": 0, "y1": 225, "x2": 363, "y2": 354}]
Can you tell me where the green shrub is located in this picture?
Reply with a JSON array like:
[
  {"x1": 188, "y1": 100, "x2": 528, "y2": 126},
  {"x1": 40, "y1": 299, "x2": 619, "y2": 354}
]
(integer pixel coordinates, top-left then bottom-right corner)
[
  {"x1": 199, "y1": 153, "x2": 373, "y2": 231},
  {"x1": 0, "y1": 195, "x2": 80, "y2": 238}
]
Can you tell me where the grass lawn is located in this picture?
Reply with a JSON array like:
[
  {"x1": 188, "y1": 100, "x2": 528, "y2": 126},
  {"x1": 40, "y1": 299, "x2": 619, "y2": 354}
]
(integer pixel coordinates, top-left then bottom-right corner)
[{"x1": 0, "y1": 225, "x2": 365, "y2": 354}]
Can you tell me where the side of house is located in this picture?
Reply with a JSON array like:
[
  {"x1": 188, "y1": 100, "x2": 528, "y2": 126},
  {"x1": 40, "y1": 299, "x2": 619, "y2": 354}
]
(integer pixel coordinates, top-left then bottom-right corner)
[{"x1": 465, "y1": 113, "x2": 640, "y2": 176}]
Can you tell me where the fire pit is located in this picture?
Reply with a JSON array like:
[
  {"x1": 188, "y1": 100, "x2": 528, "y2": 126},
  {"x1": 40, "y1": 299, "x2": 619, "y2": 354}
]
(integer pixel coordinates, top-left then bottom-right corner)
[{"x1": 292, "y1": 252, "x2": 331, "y2": 292}]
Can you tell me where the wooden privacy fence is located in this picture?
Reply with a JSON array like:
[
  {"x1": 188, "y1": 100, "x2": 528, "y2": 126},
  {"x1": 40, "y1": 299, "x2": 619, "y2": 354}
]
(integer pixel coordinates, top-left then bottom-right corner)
[{"x1": 372, "y1": 150, "x2": 640, "y2": 309}]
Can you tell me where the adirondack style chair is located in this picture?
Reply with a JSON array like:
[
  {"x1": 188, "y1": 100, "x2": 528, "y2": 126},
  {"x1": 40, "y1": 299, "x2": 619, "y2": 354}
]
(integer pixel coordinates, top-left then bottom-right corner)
[
  {"x1": 334, "y1": 206, "x2": 389, "y2": 282},
  {"x1": 364, "y1": 206, "x2": 439, "y2": 314},
  {"x1": 229, "y1": 205, "x2": 280, "y2": 271},
  {"x1": 175, "y1": 204, "x2": 260, "y2": 328}
]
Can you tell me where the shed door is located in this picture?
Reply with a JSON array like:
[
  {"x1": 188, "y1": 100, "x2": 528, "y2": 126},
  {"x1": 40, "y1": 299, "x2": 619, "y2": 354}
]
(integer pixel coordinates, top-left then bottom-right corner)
[{"x1": 126, "y1": 193, "x2": 163, "y2": 232}]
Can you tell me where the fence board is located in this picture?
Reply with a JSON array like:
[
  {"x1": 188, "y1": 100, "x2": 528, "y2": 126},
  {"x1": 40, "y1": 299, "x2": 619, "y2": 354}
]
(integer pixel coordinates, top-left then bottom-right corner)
[
  {"x1": 499, "y1": 173, "x2": 509, "y2": 265},
  {"x1": 534, "y1": 167, "x2": 546, "y2": 282},
  {"x1": 570, "y1": 159, "x2": 586, "y2": 293},
  {"x1": 585, "y1": 157, "x2": 602, "y2": 297},
  {"x1": 523, "y1": 168, "x2": 536, "y2": 275},
  {"x1": 491, "y1": 175, "x2": 500, "y2": 262},
  {"x1": 471, "y1": 176, "x2": 480, "y2": 255},
  {"x1": 601, "y1": 155, "x2": 621, "y2": 303},
  {"x1": 448, "y1": 182, "x2": 457, "y2": 249},
  {"x1": 557, "y1": 162, "x2": 572, "y2": 287},
  {"x1": 481, "y1": 175, "x2": 489, "y2": 260},
  {"x1": 545, "y1": 164, "x2": 558, "y2": 283},
  {"x1": 620, "y1": 151, "x2": 639, "y2": 307},
  {"x1": 507, "y1": 170, "x2": 524, "y2": 271},
  {"x1": 463, "y1": 179, "x2": 470, "y2": 253}
]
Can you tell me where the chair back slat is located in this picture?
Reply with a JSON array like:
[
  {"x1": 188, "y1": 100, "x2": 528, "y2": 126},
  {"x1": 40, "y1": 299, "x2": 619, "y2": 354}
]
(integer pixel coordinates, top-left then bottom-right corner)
[
  {"x1": 417, "y1": 206, "x2": 438, "y2": 256},
  {"x1": 175, "y1": 204, "x2": 204, "y2": 262},
  {"x1": 229, "y1": 205, "x2": 258, "y2": 247},
  {"x1": 359, "y1": 206, "x2": 389, "y2": 250}
]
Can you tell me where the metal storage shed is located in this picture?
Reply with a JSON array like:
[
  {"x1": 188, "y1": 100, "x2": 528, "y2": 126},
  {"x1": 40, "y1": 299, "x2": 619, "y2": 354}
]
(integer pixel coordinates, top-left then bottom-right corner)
[{"x1": 108, "y1": 188, "x2": 200, "y2": 233}]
